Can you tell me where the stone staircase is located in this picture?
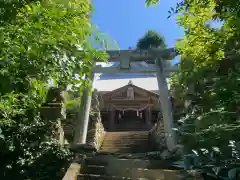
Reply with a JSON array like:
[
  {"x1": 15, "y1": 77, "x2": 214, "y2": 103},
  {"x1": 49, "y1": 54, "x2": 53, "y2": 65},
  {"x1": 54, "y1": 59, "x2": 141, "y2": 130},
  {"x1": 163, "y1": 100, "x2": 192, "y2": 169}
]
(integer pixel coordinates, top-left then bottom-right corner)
[
  {"x1": 78, "y1": 153, "x2": 184, "y2": 180},
  {"x1": 77, "y1": 131, "x2": 184, "y2": 179},
  {"x1": 100, "y1": 131, "x2": 151, "y2": 153}
]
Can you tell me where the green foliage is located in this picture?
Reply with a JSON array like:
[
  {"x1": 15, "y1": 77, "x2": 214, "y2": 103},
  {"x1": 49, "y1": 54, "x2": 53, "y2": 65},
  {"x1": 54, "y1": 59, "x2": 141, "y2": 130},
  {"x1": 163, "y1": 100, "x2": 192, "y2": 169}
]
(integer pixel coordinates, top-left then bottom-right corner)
[
  {"x1": 0, "y1": 93, "x2": 72, "y2": 179},
  {"x1": 145, "y1": 0, "x2": 160, "y2": 7},
  {"x1": 65, "y1": 98, "x2": 81, "y2": 113},
  {"x1": 174, "y1": 142, "x2": 240, "y2": 179},
  {"x1": 64, "y1": 91, "x2": 81, "y2": 113},
  {"x1": 136, "y1": 30, "x2": 166, "y2": 50},
  {"x1": 0, "y1": 0, "x2": 107, "y2": 179},
  {"x1": 165, "y1": 0, "x2": 240, "y2": 179},
  {"x1": 143, "y1": 0, "x2": 240, "y2": 178}
]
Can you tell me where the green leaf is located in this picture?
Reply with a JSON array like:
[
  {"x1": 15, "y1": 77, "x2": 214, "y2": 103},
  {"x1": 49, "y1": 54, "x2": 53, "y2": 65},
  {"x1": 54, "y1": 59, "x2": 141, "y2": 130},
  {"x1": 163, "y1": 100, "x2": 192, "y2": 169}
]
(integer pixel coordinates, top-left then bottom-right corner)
[{"x1": 228, "y1": 168, "x2": 240, "y2": 180}]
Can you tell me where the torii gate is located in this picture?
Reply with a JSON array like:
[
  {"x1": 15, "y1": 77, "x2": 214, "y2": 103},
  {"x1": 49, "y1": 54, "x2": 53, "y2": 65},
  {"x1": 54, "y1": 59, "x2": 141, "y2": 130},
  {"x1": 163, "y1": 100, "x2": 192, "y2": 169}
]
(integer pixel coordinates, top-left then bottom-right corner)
[{"x1": 73, "y1": 48, "x2": 179, "y2": 151}]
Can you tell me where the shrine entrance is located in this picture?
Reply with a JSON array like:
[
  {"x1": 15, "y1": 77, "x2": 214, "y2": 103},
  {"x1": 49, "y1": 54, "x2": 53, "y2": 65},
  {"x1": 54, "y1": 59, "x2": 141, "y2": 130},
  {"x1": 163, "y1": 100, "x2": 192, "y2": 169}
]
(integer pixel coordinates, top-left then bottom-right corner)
[
  {"x1": 114, "y1": 110, "x2": 148, "y2": 131},
  {"x1": 74, "y1": 48, "x2": 179, "y2": 151}
]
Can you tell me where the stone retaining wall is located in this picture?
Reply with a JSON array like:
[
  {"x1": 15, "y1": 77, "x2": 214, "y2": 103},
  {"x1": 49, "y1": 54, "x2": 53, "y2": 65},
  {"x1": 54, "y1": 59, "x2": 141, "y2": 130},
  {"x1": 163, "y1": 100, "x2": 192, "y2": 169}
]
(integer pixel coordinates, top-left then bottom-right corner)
[
  {"x1": 149, "y1": 121, "x2": 166, "y2": 151},
  {"x1": 40, "y1": 87, "x2": 66, "y2": 145},
  {"x1": 149, "y1": 119, "x2": 183, "y2": 160},
  {"x1": 85, "y1": 89, "x2": 105, "y2": 150},
  {"x1": 63, "y1": 89, "x2": 105, "y2": 150}
]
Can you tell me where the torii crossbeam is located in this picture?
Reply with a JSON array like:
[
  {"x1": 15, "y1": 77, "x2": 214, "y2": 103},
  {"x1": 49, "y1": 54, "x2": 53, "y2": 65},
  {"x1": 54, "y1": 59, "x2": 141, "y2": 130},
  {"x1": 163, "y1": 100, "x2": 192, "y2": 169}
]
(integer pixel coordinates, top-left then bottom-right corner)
[{"x1": 73, "y1": 48, "x2": 179, "y2": 151}]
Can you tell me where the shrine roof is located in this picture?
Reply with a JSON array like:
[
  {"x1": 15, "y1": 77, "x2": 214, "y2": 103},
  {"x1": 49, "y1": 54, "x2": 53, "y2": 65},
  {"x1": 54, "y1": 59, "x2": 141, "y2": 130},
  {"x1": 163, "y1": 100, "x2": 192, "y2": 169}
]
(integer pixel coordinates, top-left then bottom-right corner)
[
  {"x1": 93, "y1": 62, "x2": 170, "y2": 92},
  {"x1": 94, "y1": 76, "x2": 159, "y2": 92}
]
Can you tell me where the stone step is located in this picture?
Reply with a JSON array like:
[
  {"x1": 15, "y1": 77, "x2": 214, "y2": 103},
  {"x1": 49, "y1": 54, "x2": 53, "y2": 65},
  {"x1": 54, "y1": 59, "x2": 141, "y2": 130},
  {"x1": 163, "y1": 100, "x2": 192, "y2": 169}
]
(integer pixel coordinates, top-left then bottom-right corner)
[
  {"x1": 106, "y1": 138, "x2": 149, "y2": 139},
  {"x1": 100, "y1": 147, "x2": 150, "y2": 153},
  {"x1": 99, "y1": 150, "x2": 146, "y2": 154},
  {"x1": 91, "y1": 152, "x2": 149, "y2": 158},
  {"x1": 100, "y1": 147, "x2": 151, "y2": 153},
  {"x1": 101, "y1": 142, "x2": 149, "y2": 147},
  {"x1": 85, "y1": 157, "x2": 177, "y2": 170},
  {"x1": 85, "y1": 158, "x2": 109, "y2": 166},
  {"x1": 104, "y1": 139, "x2": 149, "y2": 141},
  {"x1": 102, "y1": 141, "x2": 148, "y2": 144},
  {"x1": 111, "y1": 169, "x2": 184, "y2": 180},
  {"x1": 106, "y1": 131, "x2": 149, "y2": 134},
  {"x1": 101, "y1": 145, "x2": 148, "y2": 148},
  {"x1": 100, "y1": 146, "x2": 149, "y2": 150},
  {"x1": 103, "y1": 138, "x2": 149, "y2": 142},
  {"x1": 100, "y1": 148, "x2": 142, "y2": 151},
  {"x1": 100, "y1": 131, "x2": 152, "y2": 153},
  {"x1": 103, "y1": 133, "x2": 148, "y2": 136},
  {"x1": 77, "y1": 174, "x2": 132, "y2": 180},
  {"x1": 103, "y1": 138, "x2": 148, "y2": 141},
  {"x1": 81, "y1": 165, "x2": 106, "y2": 175},
  {"x1": 81, "y1": 166, "x2": 183, "y2": 180},
  {"x1": 100, "y1": 146, "x2": 148, "y2": 149},
  {"x1": 104, "y1": 133, "x2": 149, "y2": 136},
  {"x1": 103, "y1": 136, "x2": 148, "y2": 139},
  {"x1": 102, "y1": 142, "x2": 148, "y2": 145},
  {"x1": 104, "y1": 134, "x2": 148, "y2": 138},
  {"x1": 104, "y1": 136, "x2": 148, "y2": 139},
  {"x1": 101, "y1": 142, "x2": 151, "y2": 146},
  {"x1": 81, "y1": 154, "x2": 183, "y2": 179},
  {"x1": 103, "y1": 139, "x2": 149, "y2": 142}
]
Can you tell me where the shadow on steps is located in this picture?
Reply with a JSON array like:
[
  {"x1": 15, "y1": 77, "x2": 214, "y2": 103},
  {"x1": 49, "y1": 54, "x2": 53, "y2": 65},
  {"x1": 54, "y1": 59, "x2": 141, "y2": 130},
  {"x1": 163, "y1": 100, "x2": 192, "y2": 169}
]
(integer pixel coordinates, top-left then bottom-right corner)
[
  {"x1": 77, "y1": 131, "x2": 185, "y2": 179},
  {"x1": 78, "y1": 152, "x2": 184, "y2": 180}
]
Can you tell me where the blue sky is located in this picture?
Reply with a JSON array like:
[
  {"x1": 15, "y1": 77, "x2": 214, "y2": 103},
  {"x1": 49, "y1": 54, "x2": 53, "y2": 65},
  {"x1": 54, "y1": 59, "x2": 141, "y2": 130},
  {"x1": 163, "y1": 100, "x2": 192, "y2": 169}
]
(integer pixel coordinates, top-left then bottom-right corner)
[{"x1": 92, "y1": 0, "x2": 183, "y2": 64}]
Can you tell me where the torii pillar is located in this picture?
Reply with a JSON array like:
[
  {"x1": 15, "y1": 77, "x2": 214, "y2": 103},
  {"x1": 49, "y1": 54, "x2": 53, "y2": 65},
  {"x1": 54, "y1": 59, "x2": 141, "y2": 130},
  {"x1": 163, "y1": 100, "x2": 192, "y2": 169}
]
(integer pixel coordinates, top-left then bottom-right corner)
[
  {"x1": 155, "y1": 57, "x2": 176, "y2": 151},
  {"x1": 73, "y1": 71, "x2": 95, "y2": 146}
]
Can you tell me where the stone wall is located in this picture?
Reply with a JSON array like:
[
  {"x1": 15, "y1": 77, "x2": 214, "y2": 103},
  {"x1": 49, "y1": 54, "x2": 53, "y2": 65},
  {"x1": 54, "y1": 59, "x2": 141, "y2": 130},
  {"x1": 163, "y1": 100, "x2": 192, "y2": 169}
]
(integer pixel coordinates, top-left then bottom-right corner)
[
  {"x1": 148, "y1": 112, "x2": 183, "y2": 160},
  {"x1": 63, "y1": 113, "x2": 77, "y2": 143},
  {"x1": 149, "y1": 120, "x2": 167, "y2": 151},
  {"x1": 40, "y1": 87, "x2": 66, "y2": 145},
  {"x1": 85, "y1": 89, "x2": 105, "y2": 150},
  {"x1": 63, "y1": 89, "x2": 105, "y2": 150}
]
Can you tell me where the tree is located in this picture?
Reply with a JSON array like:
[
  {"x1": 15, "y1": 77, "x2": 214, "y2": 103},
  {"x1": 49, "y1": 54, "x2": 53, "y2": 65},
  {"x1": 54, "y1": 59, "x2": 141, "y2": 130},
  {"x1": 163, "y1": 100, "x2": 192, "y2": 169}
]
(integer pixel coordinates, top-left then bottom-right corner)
[
  {"x1": 172, "y1": 1, "x2": 240, "y2": 179},
  {"x1": 136, "y1": 30, "x2": 170, "y2": 66},
  {"x1": 0, "y1": 0, "x2": 108, "y2": 179},
  {"x1": 146, "y1": 0, "x2": 240, "y2": 178},
  {"x1": 136, "y1": 30, "x2": 166, "y2": 50}
]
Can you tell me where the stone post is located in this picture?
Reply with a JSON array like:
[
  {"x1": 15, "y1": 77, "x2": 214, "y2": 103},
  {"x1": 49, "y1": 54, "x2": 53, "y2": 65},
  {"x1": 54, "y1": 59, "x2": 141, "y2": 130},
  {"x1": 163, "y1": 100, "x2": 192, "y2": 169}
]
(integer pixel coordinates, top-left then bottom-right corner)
[
  {"x1": 40, "y1": 87, "x2": 66, "y2": 145},
  {"x1": 155, "y1": 58, "x2": 176, "y2": 151},
  {"x1": 73, "y1": 71, "x2": 95, "y2": 145}
]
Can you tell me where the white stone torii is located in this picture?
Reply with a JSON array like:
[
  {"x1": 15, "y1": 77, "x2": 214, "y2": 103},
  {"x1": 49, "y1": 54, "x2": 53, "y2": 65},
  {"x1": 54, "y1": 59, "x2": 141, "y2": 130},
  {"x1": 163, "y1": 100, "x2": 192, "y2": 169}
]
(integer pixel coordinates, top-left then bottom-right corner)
[{"x1": 73, "y1": 48, "x2": 179, "y2": 151}]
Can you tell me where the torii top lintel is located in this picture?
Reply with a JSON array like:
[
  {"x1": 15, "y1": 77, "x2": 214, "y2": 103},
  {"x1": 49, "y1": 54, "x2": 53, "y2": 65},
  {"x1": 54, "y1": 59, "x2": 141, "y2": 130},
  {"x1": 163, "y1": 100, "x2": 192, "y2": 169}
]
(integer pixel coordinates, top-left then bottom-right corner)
[{"x1": 98, "y1": 47, "x2": 178, "y2": 62}]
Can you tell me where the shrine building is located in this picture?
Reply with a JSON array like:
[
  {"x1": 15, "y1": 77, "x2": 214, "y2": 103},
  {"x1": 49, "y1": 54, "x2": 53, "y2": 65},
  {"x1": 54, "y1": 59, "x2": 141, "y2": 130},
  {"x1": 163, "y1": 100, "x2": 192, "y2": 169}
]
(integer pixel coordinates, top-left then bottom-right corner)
[{"x1": 94, "y1": 62, "x2": 168, "y2": 131}]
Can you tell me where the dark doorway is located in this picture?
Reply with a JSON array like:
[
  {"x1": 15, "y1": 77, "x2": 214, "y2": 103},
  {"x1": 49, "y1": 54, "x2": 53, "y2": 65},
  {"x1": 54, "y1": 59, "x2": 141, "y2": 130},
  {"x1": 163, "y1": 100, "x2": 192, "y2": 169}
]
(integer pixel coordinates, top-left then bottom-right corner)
[
  {"x1": 124, "y1": 110, "x2": 138, "y2": 120},
  {"x1": 115, "y1": 110, "x2": 148, "y2": 131}
]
